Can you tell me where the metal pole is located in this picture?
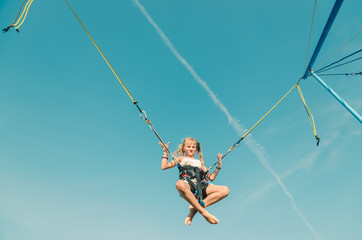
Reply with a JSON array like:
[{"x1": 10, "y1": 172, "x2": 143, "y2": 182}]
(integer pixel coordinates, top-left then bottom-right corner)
[
  {"x1": 302, "y1": 0, "x2": 344, "y2": 79},
  {"x1": 310, "y1": 71, "x2": 362, "y2": 123}
]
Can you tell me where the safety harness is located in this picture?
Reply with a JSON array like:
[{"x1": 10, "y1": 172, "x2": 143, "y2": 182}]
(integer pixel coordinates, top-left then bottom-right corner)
[{"x1": 177, "y1": 164, "x2": 209, "y2": 207}]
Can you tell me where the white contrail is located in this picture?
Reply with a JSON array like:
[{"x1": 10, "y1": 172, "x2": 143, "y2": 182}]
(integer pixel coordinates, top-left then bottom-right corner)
[
  {"x1": 245, "y1": 137, "x2": 322, "y2": 239},
  {"x1": 132, "y1": 1, "x2": 321, "y2": 239},
  {"x1": 236, "y1": 136, "x2": 337, "y2": 239},
  {"x1": 132, "y1": 0, "x2": 245, "y2": 134},
  {"x1": 234, "y1": 150, "x2": 319, "y2": 212}
]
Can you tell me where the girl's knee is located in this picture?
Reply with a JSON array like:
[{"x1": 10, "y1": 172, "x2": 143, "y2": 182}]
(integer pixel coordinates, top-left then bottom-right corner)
[
  {"x1": 222, "y1": 186, "x2": 230, "y2": 197},
  {"x1": 175, "y1": 180, "x2": 188, "y2": 192}
]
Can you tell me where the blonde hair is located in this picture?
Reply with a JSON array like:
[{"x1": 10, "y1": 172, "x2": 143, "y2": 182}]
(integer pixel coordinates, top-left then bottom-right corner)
[{"x1": 174, "y1": 137, "x2": 205, "y2": 169}]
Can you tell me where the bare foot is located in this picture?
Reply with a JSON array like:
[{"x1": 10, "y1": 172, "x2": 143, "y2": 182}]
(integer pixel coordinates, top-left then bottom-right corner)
[
  {"x1": 200, "y1": 210, "x2": 219, "y2": 224},
  {"x1": 185, "y1": 205, "x2": 197, "y2": 225}
]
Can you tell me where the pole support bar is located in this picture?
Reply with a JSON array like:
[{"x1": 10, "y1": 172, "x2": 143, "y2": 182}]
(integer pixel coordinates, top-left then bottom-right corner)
[{"x1": 310, "y1": 71, "x2": 362, "y2": 123}]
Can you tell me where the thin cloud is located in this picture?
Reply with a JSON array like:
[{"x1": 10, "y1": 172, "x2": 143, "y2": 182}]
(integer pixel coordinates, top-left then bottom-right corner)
[{"x1": 132, "y1": 1, "x2": 321, "y2": 239}]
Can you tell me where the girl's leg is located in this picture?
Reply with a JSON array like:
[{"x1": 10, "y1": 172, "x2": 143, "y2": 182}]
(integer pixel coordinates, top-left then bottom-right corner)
[
  {"x1": 203, "y1": 184, "x2": 230, "y2": 207},
  {"x1": 186, "y1": 184, "x2": 229, "y2": 224},
  {"x1": 175, "y1": 180, "x2": 219, "y2": 224},
  {"x1": 185, "y1": 205, "x2": 197, "y2": 226}
]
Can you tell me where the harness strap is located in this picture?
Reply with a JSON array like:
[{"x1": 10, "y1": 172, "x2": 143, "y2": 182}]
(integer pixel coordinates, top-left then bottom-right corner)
[
  {"x1": 178, "y1": 165, "x2": 206, "y2": 207},
  {"x1": 194, "y1": 168, "x2": 205, "y2": 207}
]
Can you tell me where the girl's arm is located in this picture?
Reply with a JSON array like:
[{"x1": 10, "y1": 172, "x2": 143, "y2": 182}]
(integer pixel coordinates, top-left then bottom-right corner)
[
  {"x1": 206, "y1": 153, "x2": 223, "y2": 181},
  {"x1": 159, "y1": 142, "x2": 177, "y2": 170}
]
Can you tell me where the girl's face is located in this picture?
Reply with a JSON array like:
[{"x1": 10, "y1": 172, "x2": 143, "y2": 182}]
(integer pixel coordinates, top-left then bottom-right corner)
[{"x1": 183, "y1": 140, "x2": 197, "y2": 158}]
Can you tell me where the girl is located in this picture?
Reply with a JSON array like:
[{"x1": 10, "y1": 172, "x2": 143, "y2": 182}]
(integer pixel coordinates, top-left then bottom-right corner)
[{"x1": 159, "y1": 137, "x2": 229, "y2": 225}]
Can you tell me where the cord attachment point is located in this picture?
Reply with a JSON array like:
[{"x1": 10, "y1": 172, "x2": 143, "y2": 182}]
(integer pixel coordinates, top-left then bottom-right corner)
[
  {"x1": 139, "y1": 110, "x2": 148, "y2": 121},
  {"x1": 232, "y1": 143, "x2": 240, "y2": 149},
  {"x1": 316, "y1": 135, "x2": 320, "y2": 146},
  {"x1": 2, "y1": 26, "x2": 12, "y2": 33},
  {"x1": 139, "y1": 110, "x2": 154, "y2": 130}
]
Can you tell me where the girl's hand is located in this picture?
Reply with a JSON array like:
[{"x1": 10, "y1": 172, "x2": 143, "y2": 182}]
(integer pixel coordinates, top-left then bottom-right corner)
[
  {"x1": 159, "y1": 142, "x2": 170, "y2": 153},
  {"x1": 217, "y1": 153, "x2": 223, "y2": 168}
]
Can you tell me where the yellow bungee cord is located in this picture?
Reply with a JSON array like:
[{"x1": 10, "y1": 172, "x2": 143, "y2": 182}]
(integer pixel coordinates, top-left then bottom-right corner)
[{"x1": 2, "y1": 0, "x2": 35, "y2": 33}]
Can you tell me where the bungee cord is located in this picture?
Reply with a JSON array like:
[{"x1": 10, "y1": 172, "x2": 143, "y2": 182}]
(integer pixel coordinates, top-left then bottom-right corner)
[
  {"x1": 209, "y1": 82, "x2": 317, "y2": 170},
  {"x1": 64, "y1": 0, "x2": 179, "y2": 164},
  {"x1": 14, "y1": 0, "x2": 34, "y2": 31},
  {"x1": 2, "y1": 0, "x2": 27, "y2": 32},
  {"x1": 208, "y1": 79, "x2": 323, "y2": 170},
  {"x1": 2, "y1": 0, "x2": 34, "y2": 33},
  {"x1": 296, "y1": 83, "x2": 320, "y2": 146}
]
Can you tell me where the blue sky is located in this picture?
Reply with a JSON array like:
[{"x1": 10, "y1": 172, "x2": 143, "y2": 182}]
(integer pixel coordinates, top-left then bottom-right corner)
[{"x1": 1, "y1": 0, "x2": 361, "y2": 239}]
